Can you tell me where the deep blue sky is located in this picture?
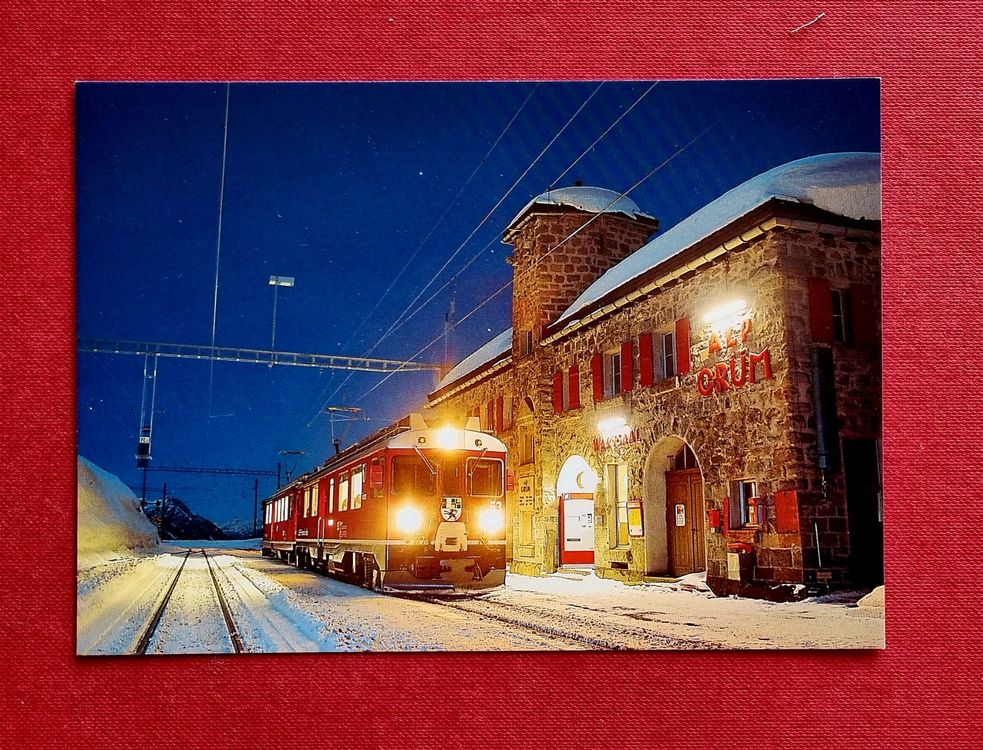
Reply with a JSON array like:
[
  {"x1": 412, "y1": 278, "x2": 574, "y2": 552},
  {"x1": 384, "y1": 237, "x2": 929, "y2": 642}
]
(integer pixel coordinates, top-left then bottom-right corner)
[{"x1": 77, "y1": 80, "x2": 879, "y2": 524}]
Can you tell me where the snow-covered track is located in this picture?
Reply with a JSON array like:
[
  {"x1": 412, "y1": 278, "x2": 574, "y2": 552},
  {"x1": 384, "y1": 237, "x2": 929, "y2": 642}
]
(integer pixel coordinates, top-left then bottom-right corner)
[
  {"x1": 133, "y1": 551, "x2": 192, "y2": 655},
  {"x1": 428, "y1": 595, "x2": 716, "y2": 650},
  {"x1": 201, "y1": 550, "x2": 245, "y2": 654}
]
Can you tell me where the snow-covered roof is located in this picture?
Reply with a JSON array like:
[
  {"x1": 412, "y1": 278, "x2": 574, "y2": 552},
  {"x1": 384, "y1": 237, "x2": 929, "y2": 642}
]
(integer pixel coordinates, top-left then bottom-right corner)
[
  {"x1": 507, "y1": 185, "x2": 656, "y2": 231},
  {"x1": 558, "y1": 153, "x2": 881, "y2": 324},
  {"x1": 435, "y1": 327, "x2": 513, "y2": 391}
]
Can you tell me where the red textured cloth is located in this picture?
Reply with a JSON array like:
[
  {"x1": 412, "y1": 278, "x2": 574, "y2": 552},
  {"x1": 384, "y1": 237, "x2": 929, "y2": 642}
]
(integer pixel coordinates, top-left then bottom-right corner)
[{"x1": 2, "y1": 2, "x2": 981, "y2": 747}]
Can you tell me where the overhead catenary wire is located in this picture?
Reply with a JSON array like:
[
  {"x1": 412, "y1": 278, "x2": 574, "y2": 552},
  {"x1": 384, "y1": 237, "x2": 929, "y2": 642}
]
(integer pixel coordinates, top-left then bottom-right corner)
[
  {"x1": 307, "y1": 83, "x2": 606, "y2": 425},
  {"x1": 353, "y1": 82, "x2": 660, "y2": 359},
  {"x1": 207, "y1": 83, "x2": 232, "y2": 421},
  {"x1": 306, "y1": 85, "x2": 541, "y2": 422},
  {"x1": 351, "y1": 117, "x2": 722, "y2": 405}
]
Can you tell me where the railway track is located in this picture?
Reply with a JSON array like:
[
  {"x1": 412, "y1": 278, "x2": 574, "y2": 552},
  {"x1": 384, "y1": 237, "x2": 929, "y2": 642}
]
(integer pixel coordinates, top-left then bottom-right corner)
[
  {"x1": 133, "y1": 550, "x2": 243, "y2": 655},
  {"x1": 428, "y1": 594, "x2": 716, "y2": 650}
]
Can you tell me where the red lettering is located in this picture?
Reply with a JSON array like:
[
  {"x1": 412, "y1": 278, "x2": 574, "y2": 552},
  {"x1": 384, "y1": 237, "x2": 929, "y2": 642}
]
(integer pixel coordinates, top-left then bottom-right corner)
[
  {"x1": 741, "y1": 318, "x2": 753, "y2": 342},
  {"x1": 715, "y1": 362, "x2": 730, "y2": 392},
  {"x1": 730, "y1": 352, "x2": 749, "y2": 387},
  {"x1": 697, "y1": 368, "x2": 714, "y2": 396},
  {"x1": 749, "y1": 348, "x2": 773, "y2": 383},
  {"x1": 708, "y1": 332, "x2": 722, "y2": 356}
]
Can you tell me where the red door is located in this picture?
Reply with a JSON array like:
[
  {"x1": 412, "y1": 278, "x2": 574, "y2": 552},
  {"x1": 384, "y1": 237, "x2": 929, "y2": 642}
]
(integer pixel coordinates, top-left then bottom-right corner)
[{"x1": 560, "y1": 493, "x2": 595, "y2": 565}]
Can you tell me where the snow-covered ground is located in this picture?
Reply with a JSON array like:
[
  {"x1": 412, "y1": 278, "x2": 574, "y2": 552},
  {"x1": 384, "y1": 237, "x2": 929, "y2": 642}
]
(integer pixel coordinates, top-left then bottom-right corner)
[{"x1": 76, "y1": 459, "x2": 882, "y2": 653}]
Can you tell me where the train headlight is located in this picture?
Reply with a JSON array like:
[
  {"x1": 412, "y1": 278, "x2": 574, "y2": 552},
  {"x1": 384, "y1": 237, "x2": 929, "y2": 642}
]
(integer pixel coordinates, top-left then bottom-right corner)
[
  {"x1": 478, "y1": 506, "x2": 505, "y2": 535},
  {"x1": 436, "y1": 427, "x2": 461, "y2": 450},
  {"x1": 395, "y1": 506, "x2": 423, "y2": 534}
]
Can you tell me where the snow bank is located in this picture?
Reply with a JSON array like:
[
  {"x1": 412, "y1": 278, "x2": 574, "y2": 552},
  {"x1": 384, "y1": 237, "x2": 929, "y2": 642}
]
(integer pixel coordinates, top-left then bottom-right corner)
[
  {"x1": 858, "y1": 585, "x2": 885, "y2": 608},
  {"x1": 77, "y1": 456, "x2": 160, "y2": 565},
  {"x1": 559, "y1": 152, "x2": 881, "y2": 323}
]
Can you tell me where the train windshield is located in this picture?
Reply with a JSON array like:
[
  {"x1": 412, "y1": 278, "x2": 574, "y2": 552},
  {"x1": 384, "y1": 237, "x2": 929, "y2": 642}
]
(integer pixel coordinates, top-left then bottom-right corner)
[
  {"x1": 392, "y1": 454, "x2": 436, "y2": 496},
  {"x1": 467, "y1": 457, "x2": 504, "y2": 497}
]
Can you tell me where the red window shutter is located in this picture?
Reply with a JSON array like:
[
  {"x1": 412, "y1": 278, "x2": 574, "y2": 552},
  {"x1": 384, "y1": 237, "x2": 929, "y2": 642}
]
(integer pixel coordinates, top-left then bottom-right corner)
[
  {"x1": 620, "y1": 340, "x2": 634, "y2": 392},
  {"x1": 675, "y1": 318, "x2": 691, "y2": 375},
  {"x1": 568, "y1": 365, "x2": 581, "y2": 410},
  {"x1": 850, "y1": 283, "x2": 877, "y2": 344},
  {"x1": 591, "y1": 354, "x2": 604, "y2": 403},
  {"x1": 495, "y1": 396, "x2": 504, "y2": 430},
  {"x1": 808, "y1": 277, "x2": 834, "y2": 343},
  {"x1": 552, "y1": 371, "x2": 564, "y2": 414},
  {"x1": 638, "y1": 332, "x2": 654, "y2": 387}
]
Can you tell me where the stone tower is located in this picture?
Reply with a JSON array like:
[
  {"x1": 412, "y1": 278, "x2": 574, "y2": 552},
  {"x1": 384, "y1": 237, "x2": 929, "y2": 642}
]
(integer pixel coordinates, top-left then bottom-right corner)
[{"x1": 503, "y1": 186, "x2": 659, "y2": 360}]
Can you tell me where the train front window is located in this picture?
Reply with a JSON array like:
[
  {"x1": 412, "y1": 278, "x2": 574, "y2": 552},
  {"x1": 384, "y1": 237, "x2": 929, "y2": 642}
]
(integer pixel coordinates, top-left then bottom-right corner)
[
  {"x1": 392, "y1": 454, "x2": 436, "y2": 496},
  {"x1": 467, "y1": 457, "x2": 504, "y2": 497},
  {"x1": 441, "y1": 454, "x2": 463, "y2": 495}
]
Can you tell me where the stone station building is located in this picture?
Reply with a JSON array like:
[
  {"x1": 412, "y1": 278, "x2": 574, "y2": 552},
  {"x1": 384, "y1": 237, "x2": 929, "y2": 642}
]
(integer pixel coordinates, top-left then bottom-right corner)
[{"x1": 427, "y1": 153, "x2": 882, "y2": 598}]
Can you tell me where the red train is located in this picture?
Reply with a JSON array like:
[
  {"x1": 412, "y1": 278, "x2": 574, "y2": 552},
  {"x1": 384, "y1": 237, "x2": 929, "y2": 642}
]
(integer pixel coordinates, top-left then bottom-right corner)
[{"x1": 262, "y1": 413, "x2": 510, "y2": 593}]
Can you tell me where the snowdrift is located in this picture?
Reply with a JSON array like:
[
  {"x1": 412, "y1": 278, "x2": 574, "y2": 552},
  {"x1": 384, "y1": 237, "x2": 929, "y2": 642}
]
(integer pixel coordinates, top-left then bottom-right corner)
[{"x1": 77, "y1": 456, "x2": 160, "y2": 565}]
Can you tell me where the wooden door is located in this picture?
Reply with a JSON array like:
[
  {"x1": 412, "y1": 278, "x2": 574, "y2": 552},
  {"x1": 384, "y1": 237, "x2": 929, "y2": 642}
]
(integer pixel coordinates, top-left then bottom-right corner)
[{"x1": 666, "y1": 469, "x2": 705, "y2": 576}]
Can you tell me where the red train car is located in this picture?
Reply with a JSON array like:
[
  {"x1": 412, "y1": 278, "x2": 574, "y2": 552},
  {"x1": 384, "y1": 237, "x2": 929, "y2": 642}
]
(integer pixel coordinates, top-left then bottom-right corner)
[{"x1": 262, "y1": 414, "x2": 509, "y2": 593}]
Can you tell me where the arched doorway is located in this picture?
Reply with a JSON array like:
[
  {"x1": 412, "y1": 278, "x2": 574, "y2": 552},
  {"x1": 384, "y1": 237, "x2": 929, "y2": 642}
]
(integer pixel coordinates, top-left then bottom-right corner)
[
  {"x1": 556, "y1": 455, "x2": 598, "y2": 567},
  {"x1": 643, "y1": 438, "x2": 706, "y2": 577}
]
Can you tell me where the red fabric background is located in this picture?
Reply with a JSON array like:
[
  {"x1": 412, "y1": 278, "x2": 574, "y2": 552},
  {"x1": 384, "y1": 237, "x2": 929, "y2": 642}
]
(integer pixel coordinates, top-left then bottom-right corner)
[{"x1": 2, "y1": 2, "x2": 981, "y2": 747}]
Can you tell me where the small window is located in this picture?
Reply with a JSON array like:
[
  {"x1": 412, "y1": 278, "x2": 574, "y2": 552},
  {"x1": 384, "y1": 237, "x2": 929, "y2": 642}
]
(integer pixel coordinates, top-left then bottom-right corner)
[
  {"x1": 729, "y1": 480, "x2": 758, "y2": 529},
  {"x1": 328, "y1": 477, "x2": 335, "y2": 514},
  {"x1": 524, "y1": 330, "x2": 534, "y2": 356},
  {"x1": 311, "y1": 483, "x2": 319, "y2": 515},
  {"x1": 339, "y1": 472, "x2": 350, "y2": 512},
  {"x1": 467, "y1": 457, "x2": 504, "y2": 497},
  {"x1": 605, "y1": 351, "x2": 622, "y2": 397},
  {"x1": 831, "y1": 288, "x2": 851, "y2": 343},
  {"x1": 662, "y1": 331, "x2": 677, "y2": 379},
  {"x1": 351, "y1": 467, "x2": 364, "y2": 510},
  {"x1": 303, "y1": 487, "x2": 311, "y2": 517},
  {"x1": 392, "y1": 454, "x2": 437, "y2": 496}
]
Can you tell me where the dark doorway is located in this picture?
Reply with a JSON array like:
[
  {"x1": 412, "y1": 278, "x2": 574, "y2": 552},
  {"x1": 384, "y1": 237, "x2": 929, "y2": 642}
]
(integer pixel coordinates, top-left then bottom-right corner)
[{"x1": 843, "y1": 438, "x2": 884, "y2": 585}]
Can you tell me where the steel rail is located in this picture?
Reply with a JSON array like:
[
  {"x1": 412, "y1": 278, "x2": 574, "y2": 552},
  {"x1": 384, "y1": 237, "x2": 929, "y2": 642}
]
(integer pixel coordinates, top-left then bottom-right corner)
[
  {"x1": 202, "y1": 550, "x2": 245, "y2": 654},
  {"x1": 133, "y1": 550, "x2": 192, "y2": 655}
]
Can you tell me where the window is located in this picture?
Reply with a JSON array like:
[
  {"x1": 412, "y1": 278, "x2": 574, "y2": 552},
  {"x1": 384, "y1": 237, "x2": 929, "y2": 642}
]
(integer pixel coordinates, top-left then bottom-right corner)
[
  {"x1": 328, "y1": 477, "x2": 335, "y2": 513},
  {"x1": 303, "y1": 487, "x2": 311, "y2": 517},
  {"x1": 467, "y1": 457, "x2": 504, "y2": 497},
  {"x1": 392, "y1": 454, "x2": 437, "y2": 496},
  {"x1": 607, "y1": 464, "x2": 629, "y2": 547},
  {"x1": 729, "y1": 479, "x2": 758, "y2": 529},
  {"x1": 339, "y1": 472, "x2": 350, "y2": 512},
  {"x1": 519, "y1": 428, "x2": 536, "y2": 465},
  {"x1": 662, "y1": 331, "x2": 677, "y2": 379},
  {"x1": 831, "y1": 288, "x2": 851, "y2": 343},
  {"x1": 523, "y1": 330, "x2": 534, "y2": 356},
  {"x1": 606, "y1": 351, "x2": 622, "y2": 397},
  {"x1": 351, "y1": 466, "x2": 364, "y2": 510},
  {"x1": 311, "y1": 483, "x2": 319, "y2": 515}
]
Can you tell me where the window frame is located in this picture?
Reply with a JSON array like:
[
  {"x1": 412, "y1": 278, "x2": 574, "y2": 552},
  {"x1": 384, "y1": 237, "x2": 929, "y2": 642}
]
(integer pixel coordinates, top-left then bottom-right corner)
[
  {"x1": 339, "y1": 471, "x2": 350, "y2": 512},
  {"x1": 605, "y1": 350, "x2": 622, "y2": 398},
  {"x1": 831, "y1": 287, "x2": 851, "y2": 343},
  {"x1": 729, "y1": 479, "x2": 758, "y2": 529},
  {"x1": 466, "y1": 457, "x2": 504, "y2": 497},
  {"x1": 662, "y1": 330, "x2": 677, "y2": 379}
]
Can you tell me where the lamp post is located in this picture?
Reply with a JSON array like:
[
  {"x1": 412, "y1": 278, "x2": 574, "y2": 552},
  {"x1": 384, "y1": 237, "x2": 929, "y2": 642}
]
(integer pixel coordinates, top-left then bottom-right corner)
[{"x1": 268, "y1": 275, "x2": 295, "y2": 364}]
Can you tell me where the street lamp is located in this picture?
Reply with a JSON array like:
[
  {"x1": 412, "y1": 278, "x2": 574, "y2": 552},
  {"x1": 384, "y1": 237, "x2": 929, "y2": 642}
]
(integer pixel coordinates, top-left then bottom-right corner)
[{"x1": 268, "y1": 275, "x2": 295, "y2": 364}]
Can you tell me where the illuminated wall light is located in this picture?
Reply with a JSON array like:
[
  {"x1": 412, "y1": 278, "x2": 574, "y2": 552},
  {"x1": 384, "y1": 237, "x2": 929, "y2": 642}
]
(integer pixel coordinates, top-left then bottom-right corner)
[
  {"x1": 704, "y1": 298, "x2": 748, "y2": 324},
  {"x1": 597, "y1": 416, "x2": 630, "y2": 440}
]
